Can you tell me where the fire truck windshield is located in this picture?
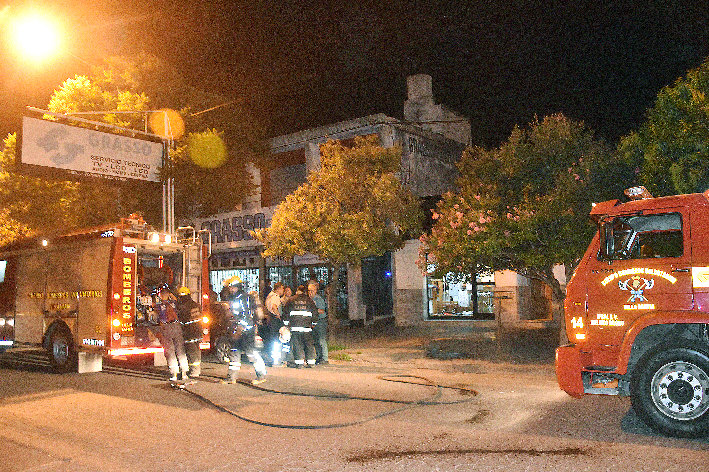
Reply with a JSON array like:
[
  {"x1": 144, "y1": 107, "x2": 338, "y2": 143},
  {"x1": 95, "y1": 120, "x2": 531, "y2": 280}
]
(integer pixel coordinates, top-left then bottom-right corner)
[{"x1": 600, "y1": 212, "x2": 683, "y2": 260}]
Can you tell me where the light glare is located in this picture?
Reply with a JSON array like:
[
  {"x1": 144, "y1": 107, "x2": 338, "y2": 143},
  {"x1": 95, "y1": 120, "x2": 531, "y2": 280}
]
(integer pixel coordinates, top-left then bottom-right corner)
[{"x1": 12, "y1": 14, "x2": 61, "y2": 62}]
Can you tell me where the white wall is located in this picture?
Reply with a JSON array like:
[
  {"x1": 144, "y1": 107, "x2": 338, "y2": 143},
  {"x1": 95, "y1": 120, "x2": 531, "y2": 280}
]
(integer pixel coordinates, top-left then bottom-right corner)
[{"x1": 394, "y1": 240, "x2": 422, "y2": 290}]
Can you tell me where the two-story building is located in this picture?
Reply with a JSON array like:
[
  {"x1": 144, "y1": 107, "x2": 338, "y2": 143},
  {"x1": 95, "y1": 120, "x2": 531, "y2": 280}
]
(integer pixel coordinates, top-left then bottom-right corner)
[{"x1": 194, "y1": 74, "x2": 560, "y2": 329}]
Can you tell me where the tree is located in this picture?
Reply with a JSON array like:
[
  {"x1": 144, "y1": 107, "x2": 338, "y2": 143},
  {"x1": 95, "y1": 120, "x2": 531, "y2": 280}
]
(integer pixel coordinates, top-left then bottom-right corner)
[
  {"x1": 40, "y1": 73, "x2": 166, "y2": 225},
  {"x1": 90, "y1": 52, "x2": 267, "y2": 217},
  {"x1": 254, "y1": 135, "x2": 422, "y2": 325},
  {"x1": 0, "y1": 133, "x2": 86, "y2": 246},
  {"x1": 0, "y1": 52, "x2": 265, "y2": 246},
  {"x1": 618, "y1": 57, "x2": 709, "y2": 197},
  {"x1": 420, "y1": 114, "x2": 635, "y2": 324}
]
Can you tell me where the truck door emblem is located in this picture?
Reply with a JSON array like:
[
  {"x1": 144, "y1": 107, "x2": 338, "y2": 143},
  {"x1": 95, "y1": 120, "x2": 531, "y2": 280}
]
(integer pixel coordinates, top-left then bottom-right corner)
[{"x1": 618, "y1": 276, "x2": 654, "y2": 302}]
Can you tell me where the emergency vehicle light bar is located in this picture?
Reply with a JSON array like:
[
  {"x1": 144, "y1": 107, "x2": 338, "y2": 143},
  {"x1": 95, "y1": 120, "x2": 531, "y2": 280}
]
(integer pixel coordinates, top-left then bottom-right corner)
[{"x1": 624, "y1": 186, "x2": 653, "y2": 201}]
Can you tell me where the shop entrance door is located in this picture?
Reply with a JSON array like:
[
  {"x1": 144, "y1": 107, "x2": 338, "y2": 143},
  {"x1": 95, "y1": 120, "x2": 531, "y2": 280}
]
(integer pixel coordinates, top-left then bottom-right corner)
[{"x1": 361, "y1": 253, "x2": 393, "y2": 322}]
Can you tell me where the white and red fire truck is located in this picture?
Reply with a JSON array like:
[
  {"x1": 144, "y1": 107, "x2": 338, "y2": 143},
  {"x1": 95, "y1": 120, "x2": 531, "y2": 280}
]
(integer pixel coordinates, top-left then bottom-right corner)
[
  {"x1": 0, "y1": 216, "x2": 211, "y2": 372},
  {"x1": 557, "y1": 187, "x2": 709, "y2": 437}
]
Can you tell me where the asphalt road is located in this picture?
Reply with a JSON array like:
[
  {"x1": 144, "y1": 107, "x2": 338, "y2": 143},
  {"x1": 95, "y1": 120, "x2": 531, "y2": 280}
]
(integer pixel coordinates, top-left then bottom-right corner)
[{"x1": 1, "y1": 336, "x2": 708, "y2": 472}]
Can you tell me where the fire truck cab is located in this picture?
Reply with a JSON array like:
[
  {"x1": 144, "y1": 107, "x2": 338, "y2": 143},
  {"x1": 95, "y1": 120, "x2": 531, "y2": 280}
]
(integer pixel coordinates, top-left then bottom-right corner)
[
  {"x1": 0, "y1": 216, "x2": 211, "y2": 373},
  {"x1": 556, "y1": 187, "x2": 709, "y2": 437}
]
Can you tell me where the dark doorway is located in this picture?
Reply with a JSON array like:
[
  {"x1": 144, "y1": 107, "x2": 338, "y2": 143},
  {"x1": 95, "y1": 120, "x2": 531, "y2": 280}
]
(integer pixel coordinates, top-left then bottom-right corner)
[{"x1": 361, "y1": 253, "x2": 393, "y2": 322}]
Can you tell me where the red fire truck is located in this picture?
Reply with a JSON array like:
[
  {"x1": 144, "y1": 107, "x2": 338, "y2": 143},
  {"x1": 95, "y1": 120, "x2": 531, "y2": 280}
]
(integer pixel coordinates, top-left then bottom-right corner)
[
  {"x1": 556, "y1": 186, "x2": 709, "y2": 437},
  {"x1": 0, "y1": 216, "x2": 212, "y2": 372}
]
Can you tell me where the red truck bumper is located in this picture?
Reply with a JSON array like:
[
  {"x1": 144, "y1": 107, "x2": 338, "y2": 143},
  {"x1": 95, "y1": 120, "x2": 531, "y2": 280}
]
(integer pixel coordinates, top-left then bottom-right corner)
[{"x1": 555, "y1": 344, "x2": 585, "y2": 398}]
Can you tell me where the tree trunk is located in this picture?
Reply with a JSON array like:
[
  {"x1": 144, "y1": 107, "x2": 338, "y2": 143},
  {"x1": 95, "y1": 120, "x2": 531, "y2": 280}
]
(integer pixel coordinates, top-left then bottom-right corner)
[
  {"x1": 327, "y1": 263, "x2": 341, "y2": 337},
  {"x1": 529, "y1": 266, "x2": 567, "y2": 346}
]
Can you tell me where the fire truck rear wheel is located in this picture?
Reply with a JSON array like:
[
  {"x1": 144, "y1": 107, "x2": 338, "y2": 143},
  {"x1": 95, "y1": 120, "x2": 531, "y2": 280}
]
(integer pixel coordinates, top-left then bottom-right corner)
[
  {"x1": 631, "y1": 344, "x2": 709, "y2": 438},
  {"x1": 214, "y1": 336, "x2": 231, "y2": 364},
  {"x1": 48, "y1": 328, "x2": 77, "y2": 373}
]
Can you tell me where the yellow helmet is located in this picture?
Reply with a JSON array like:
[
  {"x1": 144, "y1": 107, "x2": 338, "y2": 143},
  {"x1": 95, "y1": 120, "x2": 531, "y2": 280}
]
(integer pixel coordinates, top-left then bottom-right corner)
[
  {"x1": 222, "y1": 275, "x2": 243, "y2": 287},
  {"x1": 177, "y1": 286, "x2": 191, "y2": 296}
]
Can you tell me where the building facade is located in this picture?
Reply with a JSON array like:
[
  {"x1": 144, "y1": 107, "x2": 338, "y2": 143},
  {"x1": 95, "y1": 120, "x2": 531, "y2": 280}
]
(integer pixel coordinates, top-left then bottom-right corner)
[{"x1": 195, "y1": 75, "x2": 560, "y2": 329}]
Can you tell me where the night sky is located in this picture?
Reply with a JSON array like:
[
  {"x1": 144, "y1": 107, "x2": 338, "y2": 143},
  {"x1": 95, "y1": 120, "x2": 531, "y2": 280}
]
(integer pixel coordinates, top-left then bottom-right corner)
[{"x1": 1, "y1": 1, "x2": 708, "y2": 148}]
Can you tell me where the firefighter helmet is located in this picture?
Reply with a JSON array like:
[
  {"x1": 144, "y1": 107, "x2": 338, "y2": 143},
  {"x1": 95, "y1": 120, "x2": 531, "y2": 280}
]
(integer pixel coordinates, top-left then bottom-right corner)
[
  {"x1": 178, "y1": 286, "x2": 191, "y2": 296},
  {"x1": 222, "y1": 275, "x2": 243, "y2": 287}
]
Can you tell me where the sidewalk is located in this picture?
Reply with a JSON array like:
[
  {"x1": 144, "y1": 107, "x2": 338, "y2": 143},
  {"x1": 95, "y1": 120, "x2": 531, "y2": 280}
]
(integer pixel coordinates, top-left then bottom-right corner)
[{"x1": 329, "y1": 319, "x2": 558, "y2": 366}]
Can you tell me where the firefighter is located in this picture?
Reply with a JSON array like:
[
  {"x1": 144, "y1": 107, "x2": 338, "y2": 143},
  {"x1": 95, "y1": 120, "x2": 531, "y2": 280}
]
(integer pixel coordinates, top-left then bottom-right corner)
[
  {"x1": 176, "y1": 286, "x2": 202, "y2": 378},
  {"x1": 220, "y1": 283, "x2": 267, "y2": 385},
  {"x1": 282, "y1": 285, "x2": 317, "y2": 368},
  {"x1": 155, "y1": 286, "x2": 189, "y2": 382}
]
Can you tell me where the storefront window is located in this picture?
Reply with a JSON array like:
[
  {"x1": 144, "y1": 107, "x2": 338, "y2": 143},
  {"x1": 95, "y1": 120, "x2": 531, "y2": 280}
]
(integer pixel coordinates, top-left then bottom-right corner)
[
  {"x1": 426, "y1": 271, "x2": 495, "y2": 320},
  {"x1": 267, "y1": 266, "x2": 293, "y2": 289},
  {"x1": 210, "y1": 263, "x2": 348, "y2": 317},
  {"x1": 210, "y1": 268, "x2": 259, "y2": 300}
]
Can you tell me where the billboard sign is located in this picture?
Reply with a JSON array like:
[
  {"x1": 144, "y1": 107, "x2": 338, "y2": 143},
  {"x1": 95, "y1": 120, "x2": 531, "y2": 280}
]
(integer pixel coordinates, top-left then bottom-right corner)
[
  {"x1": 193, "y1": 207, "x2": 274, "y2": 251},
  {"x1": 20, "y1": 116, "x2": 164, "y2": 183}
]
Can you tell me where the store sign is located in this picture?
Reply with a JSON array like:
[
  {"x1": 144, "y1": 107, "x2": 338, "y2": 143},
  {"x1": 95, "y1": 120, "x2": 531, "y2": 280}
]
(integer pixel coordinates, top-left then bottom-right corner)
[
  {"x1": 194, "y1": 208, "x2": 274, "y2": 250},
  {"x1": 20, "y1": 117, "x2": 163, "y2": 182}
]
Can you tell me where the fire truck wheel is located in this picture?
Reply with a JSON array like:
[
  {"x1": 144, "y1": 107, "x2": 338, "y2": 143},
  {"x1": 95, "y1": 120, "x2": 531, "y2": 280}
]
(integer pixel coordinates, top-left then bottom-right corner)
[
  {"x1": 213, "y1": 336, "x2": 231, "y2": 364},
  {"x1": 48, "y1": 328, "x2": 77, "y2": 373},
  {"x1": 630, "y1": 344, "x2": 709, "y2": 438}
]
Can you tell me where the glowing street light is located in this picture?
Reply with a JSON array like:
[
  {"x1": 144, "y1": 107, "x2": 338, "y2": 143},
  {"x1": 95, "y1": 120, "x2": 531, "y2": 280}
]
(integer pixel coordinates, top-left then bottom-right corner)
[{"x1": 10, "y1": 13, "x2": 62, "y2": 63}]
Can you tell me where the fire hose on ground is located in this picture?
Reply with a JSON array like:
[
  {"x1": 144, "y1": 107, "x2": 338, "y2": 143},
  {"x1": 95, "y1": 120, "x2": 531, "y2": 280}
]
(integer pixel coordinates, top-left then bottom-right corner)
[{"x1": 174, "y1": 373, "x2": 479, "y2": 430}]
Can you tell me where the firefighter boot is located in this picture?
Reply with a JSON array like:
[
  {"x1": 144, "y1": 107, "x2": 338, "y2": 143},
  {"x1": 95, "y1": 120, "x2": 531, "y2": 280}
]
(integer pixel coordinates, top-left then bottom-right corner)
[{"x1": 220, "y1": 366, "x2": 239, "y2": 384}]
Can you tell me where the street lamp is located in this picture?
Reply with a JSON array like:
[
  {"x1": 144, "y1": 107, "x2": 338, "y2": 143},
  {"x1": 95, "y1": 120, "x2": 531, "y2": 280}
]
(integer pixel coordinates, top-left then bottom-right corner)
[
  {"x1": 8, "y1": 10, "x2": 92, "y2": 68},
  {"x1": 9, "y1": 13, "x2": 62, "y2": 63}
]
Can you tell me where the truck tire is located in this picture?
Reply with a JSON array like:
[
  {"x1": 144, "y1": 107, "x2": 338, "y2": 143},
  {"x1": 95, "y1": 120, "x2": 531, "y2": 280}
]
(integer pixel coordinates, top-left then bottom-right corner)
[
  {"x1": 47, "y1": 328, "x2": 77, "y2": 373},
  {"x1": 630, "y1": 344, "x2": 709, "y2": 438},
  {"x1": 213, "y1": 336, "x2": 231, "y2": 364}
]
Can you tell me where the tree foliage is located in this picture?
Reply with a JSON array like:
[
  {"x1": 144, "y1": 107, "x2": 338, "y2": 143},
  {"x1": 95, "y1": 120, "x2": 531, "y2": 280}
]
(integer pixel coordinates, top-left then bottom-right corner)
[
  {"x1": 618, "y1": 57, "x2": 709, "y2": 196},
  {"x1": 420, "y1": 114, "x2": 635, "y2": 312},
  {"x1": 0, "y1": 133, "x2": 87, "y2": 246},
  {"x1": 255, "y1": 135, "x2": 422, "y2": 265},
  {"x1": 47, "y1": 75, "x2": 150, "y2": 129},
  {"x1": 46, "y1": 53, "x2": 260, "y2": 220},
  {"x1": 0, "y1": 52, "x2": 264, "y2": 245}
]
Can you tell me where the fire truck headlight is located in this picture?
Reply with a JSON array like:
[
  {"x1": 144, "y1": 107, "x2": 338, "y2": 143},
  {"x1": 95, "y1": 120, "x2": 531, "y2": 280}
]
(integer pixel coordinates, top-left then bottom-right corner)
[
  {"x1": 163, "y1": 234, "x2": 172, "y2": 244},
  {"x1": 7, "y1": 318, "x2": 13, "y2": 327},
  {"x1": 112, "y1": 318, "x2": 121, "y2": 327},
  {"x1": 202, "y1": 316, "x2": 209, "y2": 324},
  {"x1": 0, "y1": 318, "x2": 5, "y2": 327},
  {"x1": 149, "y1": 232, "x2": 160, "y2": 243}
]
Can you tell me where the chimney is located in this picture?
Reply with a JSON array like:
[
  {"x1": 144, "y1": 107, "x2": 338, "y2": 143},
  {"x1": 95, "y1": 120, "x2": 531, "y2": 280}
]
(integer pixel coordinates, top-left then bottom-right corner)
[{"x1": 407, "y1": 74, "x2": 433, "y2": 102}]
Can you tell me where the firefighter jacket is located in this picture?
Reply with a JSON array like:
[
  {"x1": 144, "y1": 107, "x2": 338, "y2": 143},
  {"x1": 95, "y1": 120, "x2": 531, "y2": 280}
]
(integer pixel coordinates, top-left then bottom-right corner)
[
  {"x1": 155, "y1": 299, "x2": 179, "y2": 324},
  {"x1": 225, "y1": 291, "x2": 258, "y2": 341},
  {"x1": 282, "y1": 293, "x2": 317, "y2": 333},
  {"x1": 176, "y1": 295, "x2": 202, "y2": 342}
]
